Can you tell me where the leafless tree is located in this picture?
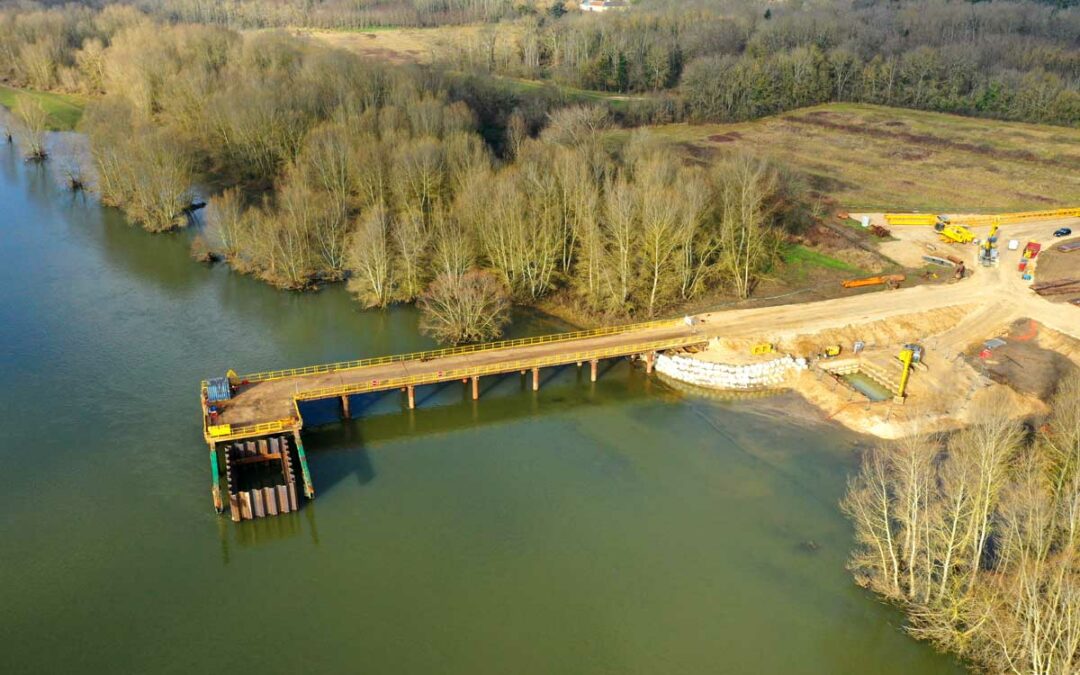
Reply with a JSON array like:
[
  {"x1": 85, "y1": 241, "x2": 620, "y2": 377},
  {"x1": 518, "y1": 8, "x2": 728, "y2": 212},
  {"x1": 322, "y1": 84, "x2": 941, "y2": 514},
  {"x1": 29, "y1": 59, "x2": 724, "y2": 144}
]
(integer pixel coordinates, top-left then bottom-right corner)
[
  {"x1": 346, "y1": 204, "x2": 395, "y2": 307},
  {"x1": 418, "y1": 270, "x2": 510, "y2": 344},
  {"x1": 11, "y1": 95, "x2": 49, "y2": 160}
]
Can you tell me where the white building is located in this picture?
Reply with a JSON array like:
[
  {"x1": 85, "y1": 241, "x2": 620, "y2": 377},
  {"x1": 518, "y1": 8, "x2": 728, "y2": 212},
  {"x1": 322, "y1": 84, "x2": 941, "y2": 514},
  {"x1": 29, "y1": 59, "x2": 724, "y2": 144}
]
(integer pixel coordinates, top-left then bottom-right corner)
[{"x1": 579, "y1": 0, "x2": 628, "y2": 12}]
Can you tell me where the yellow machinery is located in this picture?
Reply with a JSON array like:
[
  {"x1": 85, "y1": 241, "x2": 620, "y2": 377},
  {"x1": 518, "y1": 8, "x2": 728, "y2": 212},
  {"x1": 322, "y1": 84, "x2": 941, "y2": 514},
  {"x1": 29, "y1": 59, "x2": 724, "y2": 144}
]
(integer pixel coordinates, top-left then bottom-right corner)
[
  {"x1": 750, "y1": 343, "x2": 774, "y2": 355},
  {"x1": 936, "y1": 222, "x2": 975, "y2": 244},
  {"x1": 979, "y1": 220, "x2": 1001, "y2": 267},
  {"x1": 895, "y1": 345, "x2": 922, "y2": 402},
  {"x1": 887, "y1": 207, "x2": 1079, "y2": 229},
  {"x1": 819, "y1": 345, "x2": 842, "y2": 359},
  {"x1": 885, "y1": 213, "x2": 942, "y2": 226}
]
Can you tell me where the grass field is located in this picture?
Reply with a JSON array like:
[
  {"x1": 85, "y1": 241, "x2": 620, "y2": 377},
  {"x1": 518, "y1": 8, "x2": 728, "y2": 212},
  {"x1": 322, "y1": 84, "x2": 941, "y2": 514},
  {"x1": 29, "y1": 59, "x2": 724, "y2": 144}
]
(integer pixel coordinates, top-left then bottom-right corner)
[
  {"x1": 298, "y1": 29, "x2": 1080, "y2": 213},
  {"x1": 782, "y1": 243, "x2": 863, "y2": 273},
  {"x1": 301, "y1": 27, "x2": 641, "y2": 109},
  {"x1": 634, "y1": 103, "x2": 1080, "y2": 212},
  {"x1": 0, "y1": 85, "x2": 85, "y2": 130},
  {"x1": 301, "y1": 25, "x2": 511, "y2": 64}
]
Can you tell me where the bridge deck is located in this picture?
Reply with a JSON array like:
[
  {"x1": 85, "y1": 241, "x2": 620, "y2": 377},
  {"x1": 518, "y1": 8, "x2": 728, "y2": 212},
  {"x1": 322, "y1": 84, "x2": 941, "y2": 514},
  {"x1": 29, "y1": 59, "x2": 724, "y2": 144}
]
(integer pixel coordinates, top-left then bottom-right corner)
[{"x1": 204, "y1": 319, "x2": 705, "y2": 442}]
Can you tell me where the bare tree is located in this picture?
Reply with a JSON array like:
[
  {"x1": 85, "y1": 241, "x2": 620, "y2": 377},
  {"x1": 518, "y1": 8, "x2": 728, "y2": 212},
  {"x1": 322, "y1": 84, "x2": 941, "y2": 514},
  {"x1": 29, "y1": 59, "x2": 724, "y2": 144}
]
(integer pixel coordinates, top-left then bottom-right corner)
[
  {"x1": 206, "y1": 189, "x2": 246, "y2": 258},
  {"x1": 12, "y1": 95, "x2": 49, "y2": 160},
  {"x1": 713, "y1": 157, "x2": 783, "y2": 299},
  {"x1": 346, "y1": 204, "x2": 395, "y2": 307},
  {"x1": 418, "y1": 270, "x2": 510, "y2": 345}
]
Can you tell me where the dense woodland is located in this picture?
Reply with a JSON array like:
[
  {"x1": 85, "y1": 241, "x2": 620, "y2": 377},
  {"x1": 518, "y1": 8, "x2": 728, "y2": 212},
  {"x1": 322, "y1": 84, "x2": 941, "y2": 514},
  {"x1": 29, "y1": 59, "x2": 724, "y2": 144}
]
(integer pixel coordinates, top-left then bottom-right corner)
[
  {"x1": 0, "y1": 5, "x2": 812, "y2": 339},
  {"x1": 844, "y1": 374, "x2": 1080, "y2": 674},
  {"x1": 3, "y1": 0, "x2": 1076, "y2": 126}
]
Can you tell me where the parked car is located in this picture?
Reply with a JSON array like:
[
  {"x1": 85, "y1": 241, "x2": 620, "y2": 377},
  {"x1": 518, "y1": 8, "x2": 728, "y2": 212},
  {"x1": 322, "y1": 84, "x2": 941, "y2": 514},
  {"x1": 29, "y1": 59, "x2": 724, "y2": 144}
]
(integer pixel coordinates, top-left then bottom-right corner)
[{"x1": 1054, "y1": 227, "x2": 1073, "y2": 237}]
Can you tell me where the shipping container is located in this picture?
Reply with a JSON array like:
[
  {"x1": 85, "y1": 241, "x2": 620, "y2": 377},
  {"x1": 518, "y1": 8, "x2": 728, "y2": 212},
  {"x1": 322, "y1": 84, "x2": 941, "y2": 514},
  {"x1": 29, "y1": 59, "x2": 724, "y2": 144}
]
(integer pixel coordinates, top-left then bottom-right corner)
[{"x1": 206, "y1": 376, "x2": 232, "y2": 402}]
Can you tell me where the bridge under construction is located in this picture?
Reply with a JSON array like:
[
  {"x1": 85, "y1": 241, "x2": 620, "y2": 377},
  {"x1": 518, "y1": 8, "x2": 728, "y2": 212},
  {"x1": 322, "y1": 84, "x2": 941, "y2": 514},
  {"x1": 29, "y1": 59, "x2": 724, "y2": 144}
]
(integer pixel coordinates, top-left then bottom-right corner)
[
  {"x1": 201, "y1": 207, "x2": 1080, "y2": 523},
  {"x1": 201, "y1": 318, "x2": 708, "y2": 521}
]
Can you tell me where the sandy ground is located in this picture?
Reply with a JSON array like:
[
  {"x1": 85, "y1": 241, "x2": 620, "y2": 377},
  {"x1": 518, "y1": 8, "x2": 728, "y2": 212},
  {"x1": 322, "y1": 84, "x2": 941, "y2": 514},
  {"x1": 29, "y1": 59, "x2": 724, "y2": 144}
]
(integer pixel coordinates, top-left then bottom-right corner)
[
  {"x1": 673, "y1": 215, "x2": 1080, "y2": 437},
  {"x1": 1028, "y1": 236, "x2": 1080, "y2": 305}
]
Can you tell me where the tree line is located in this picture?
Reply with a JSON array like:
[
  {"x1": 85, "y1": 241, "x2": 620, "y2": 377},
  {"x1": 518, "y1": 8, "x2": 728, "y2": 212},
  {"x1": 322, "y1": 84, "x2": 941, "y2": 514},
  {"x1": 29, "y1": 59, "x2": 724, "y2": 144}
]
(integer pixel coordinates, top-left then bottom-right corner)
[
  {"x1": 0, "y1": 8, "x2": 811, "y2": 340},
  {"x1": 843, "y1": 373, "x2": 1080, "y2": 673},
  {"x1": 3, "y1": 1, "x2": 1076, "y2": 127},
  {"x1": 440, "y1": 0, "x2": 1079, "y2": 126}
]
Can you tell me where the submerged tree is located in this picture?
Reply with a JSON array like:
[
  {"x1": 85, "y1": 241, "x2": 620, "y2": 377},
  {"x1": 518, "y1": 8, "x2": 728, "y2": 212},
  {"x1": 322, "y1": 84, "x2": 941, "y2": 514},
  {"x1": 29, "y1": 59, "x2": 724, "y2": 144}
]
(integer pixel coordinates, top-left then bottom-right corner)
[{"x1": 11, "y1": 96, "x2": 49, "y2": 160}]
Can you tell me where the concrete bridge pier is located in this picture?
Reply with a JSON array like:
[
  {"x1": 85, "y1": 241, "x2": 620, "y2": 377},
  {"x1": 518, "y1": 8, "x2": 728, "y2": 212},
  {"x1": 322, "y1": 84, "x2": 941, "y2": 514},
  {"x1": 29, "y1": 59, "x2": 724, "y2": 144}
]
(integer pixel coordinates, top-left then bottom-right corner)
[
  {"x1": 407, "y1": 385, "x2": 416, "y2": 409},
  {"x1": 590, "y1": 359, "x2": 598, "y2": 382},
  {"x1": 340, "y1": 394, "x2": 351, "y2": 419},
  {"x1": 644, "y1": 352, "x2": 655, "y2": 374},
  {"x1": 471, "y1": 376, "x2": 479, "y2": 400},
  {"x1": 532, "y1": 367, "x2": 540, "y2": 391}
]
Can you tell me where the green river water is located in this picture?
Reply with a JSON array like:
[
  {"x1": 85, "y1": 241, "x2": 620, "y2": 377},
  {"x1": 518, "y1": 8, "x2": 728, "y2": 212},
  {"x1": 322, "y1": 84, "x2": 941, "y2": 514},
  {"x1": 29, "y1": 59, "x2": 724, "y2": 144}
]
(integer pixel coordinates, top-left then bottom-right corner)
[{"x1": 0, "y1": 140, "x2": 963, "y2": 673}]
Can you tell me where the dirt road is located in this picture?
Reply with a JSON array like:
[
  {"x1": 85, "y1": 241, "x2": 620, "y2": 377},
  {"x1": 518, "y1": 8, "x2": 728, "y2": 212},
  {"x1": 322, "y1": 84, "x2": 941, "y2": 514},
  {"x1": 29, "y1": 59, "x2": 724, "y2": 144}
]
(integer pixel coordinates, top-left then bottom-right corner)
[{"x1": 703, "y1": 215, "x2": 1080, "y2": 349}]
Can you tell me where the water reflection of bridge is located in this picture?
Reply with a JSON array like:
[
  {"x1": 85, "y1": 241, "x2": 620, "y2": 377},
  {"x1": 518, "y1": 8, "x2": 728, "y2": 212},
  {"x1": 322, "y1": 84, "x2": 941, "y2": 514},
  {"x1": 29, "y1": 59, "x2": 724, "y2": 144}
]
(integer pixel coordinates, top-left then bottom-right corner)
[{"x1": 200, "y1": 318, "x2": 707, "y2": 521}]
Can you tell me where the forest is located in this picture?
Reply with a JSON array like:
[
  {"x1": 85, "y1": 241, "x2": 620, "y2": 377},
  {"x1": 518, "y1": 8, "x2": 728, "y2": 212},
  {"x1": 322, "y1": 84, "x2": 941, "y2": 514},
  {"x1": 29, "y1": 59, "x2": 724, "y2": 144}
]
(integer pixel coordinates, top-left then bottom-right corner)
[
  {"x1": 0, "y1": 4, "x2": 813, "y2": 341},
  {"x1": 4, "y1": 0, "x2": 1076, "y2": 126},
  {"x1": 844, "y1": 374, "x2": 1080, "y2": 674}
]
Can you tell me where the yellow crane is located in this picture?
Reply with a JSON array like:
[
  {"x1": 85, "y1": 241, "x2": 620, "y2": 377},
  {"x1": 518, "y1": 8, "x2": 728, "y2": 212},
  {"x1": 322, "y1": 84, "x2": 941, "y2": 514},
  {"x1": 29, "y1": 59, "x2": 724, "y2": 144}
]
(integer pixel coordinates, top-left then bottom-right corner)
[{"x1": 979, "y1": 219, "x2": 1001, "y2": 266}]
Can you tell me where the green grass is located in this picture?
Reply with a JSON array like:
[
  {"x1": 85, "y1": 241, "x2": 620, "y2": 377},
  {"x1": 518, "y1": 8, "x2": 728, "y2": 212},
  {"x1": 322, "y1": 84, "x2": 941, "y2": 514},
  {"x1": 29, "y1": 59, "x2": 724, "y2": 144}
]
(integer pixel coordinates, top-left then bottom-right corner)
[
  {"x1": 496, "y1": 76, "x2": 641, "y2": 112},
  {"x1": 782, "y1": 244, "x2": 863, "y2": 273},
  {"x1": 0, "y1": 85, "x2": 86, "y2": 131}
]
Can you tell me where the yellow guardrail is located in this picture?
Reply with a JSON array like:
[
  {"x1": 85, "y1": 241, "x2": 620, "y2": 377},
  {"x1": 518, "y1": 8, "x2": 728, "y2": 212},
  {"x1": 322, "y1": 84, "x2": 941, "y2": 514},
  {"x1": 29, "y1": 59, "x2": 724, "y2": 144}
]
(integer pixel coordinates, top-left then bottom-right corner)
[
  {"x1": 203, "y1": 418, "x2": 299, "y2": 444},
  {"x1": 222, "y1": 318, "x2": 681, "y2": 385},
  {"x1": 294, "y1": 335, "x2": 705, "y2": 402}
]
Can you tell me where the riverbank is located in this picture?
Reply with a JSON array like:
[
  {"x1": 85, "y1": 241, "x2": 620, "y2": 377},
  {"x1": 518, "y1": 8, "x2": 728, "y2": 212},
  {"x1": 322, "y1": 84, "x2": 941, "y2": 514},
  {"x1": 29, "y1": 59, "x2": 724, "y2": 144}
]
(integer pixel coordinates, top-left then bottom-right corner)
[
  {"x1": 0, "y1": 141, "x2": 964, "y2": 674},
  {"x1": 660, "y1": 303, "x2": 1080, "y2": 439},
  {"x1": 0, "y1": 83, "x2": 85, "y2": 130}
]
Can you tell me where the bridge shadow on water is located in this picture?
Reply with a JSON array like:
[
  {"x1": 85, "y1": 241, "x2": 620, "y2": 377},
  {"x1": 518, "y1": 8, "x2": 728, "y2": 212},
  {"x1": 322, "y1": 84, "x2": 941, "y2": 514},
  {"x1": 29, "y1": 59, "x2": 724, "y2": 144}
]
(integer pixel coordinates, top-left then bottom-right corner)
[
  {"x1": 216, "y1": 360, "x2": 648, "y2": 553},
  {"x1": 298, "y1": 360, "x2": 637, "y2": 498}
]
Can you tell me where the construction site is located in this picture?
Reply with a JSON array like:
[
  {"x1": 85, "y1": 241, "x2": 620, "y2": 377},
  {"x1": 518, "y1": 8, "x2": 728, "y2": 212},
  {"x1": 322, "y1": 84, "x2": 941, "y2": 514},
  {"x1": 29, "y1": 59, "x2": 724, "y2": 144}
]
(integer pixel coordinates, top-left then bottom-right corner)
[{"x1": 199, "y1": 208, "x2": 1080, "y2": 521}]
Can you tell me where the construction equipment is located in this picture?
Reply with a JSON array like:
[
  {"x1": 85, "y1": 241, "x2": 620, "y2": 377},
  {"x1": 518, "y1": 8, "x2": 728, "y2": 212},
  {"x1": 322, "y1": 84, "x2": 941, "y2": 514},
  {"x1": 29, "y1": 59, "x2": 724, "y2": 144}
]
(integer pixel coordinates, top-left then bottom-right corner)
[
  {"x1": 750, "y1": 343, "x2": 774, "y2": 355},
  {"x1": 953, "y1": 207, "x2": 1080, "y2": 227},
  {"x1": 885, "y1": 207, "x2": 1080, "y2": 230},
  {"x1": 935, "y1": 221, "x2": 976, "y2": 244},
  {"x1": 819, "y1": 345, "x2": 842, "y2": 359},
  {"x1": 885, "y1": 213, "x2": 944, "y2": 226},
  {"x1": 979, "y1": 220, "x2": 1001, "y2": 266},
  {"x1": 895, "y1": 345, "x2": 921, "y2": 402},
  {"x1": 841, "y1": 274, "x2": 906, "y2": 289}
]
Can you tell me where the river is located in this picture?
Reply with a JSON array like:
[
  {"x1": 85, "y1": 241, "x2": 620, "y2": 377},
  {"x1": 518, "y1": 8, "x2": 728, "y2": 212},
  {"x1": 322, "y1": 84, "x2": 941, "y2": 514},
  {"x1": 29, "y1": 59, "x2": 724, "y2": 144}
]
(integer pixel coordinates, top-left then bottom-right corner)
[{"x1": 0, "y1": 140, "x2": 961, "y2": 673}]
